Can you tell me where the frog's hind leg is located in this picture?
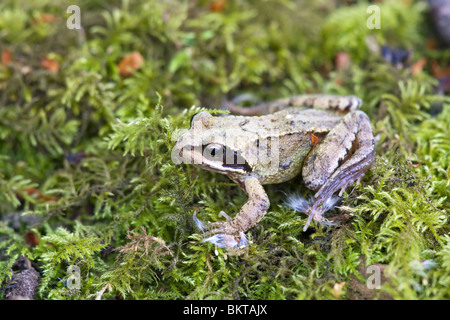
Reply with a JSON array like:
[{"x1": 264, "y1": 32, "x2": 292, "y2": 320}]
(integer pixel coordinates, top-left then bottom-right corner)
[
  {"x1": 228, "y1": 94, "x2": 362, "y2": 115},
  {"x1": 284, "y1": 94, "x2": 362, "y2": 112},
  {"x1": 301, "y1": 110, "x2": 375, "y2": 230}
]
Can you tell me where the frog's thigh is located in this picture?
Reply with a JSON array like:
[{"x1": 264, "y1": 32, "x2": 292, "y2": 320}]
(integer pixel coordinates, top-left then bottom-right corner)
[
  {"x1": 302, "y1": 110, "x2": 374, "y2": 192},
  {"x1": 230, "y1": 94, "x2": 362, "y2": 115},
  {"x1": 287, "y1": 94, "x2": 362, "y2": 112}
]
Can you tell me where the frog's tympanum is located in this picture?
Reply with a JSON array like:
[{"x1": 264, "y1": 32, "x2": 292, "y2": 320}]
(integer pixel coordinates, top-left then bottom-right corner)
[{"x1": 173, "y1": 95, "x2": 375, "y2": 248}]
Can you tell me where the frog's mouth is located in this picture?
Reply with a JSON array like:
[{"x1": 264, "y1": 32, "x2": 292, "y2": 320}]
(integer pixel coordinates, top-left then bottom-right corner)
[{"x1": 176, "y1": 143, "x2": 252, "y2": 174}]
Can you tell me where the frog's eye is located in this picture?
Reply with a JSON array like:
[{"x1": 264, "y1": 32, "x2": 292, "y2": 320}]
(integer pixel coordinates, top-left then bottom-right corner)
[{"x1": 203, "y1": 143, "x2": 225, "y2": 161}]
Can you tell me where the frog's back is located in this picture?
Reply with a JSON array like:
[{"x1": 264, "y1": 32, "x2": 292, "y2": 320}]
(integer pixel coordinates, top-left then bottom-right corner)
[
  {"x1": 235, "y1": 108, "x2": 344, "y2": 185},
  {"x1": 261, "y1": 107, "x2": 344, "y2": 135}
]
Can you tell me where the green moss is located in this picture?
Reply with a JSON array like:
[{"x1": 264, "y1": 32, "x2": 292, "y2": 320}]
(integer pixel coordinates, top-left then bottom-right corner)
[
  {"x1": 322, "y1": 0, "x2": 427, "y2": 63},
  {"x1": 1, "y1": 0, "x2": 449, "y2": 300}
]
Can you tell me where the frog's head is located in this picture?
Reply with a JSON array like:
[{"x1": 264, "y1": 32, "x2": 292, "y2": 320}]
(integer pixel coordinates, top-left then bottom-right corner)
[{"x1": 173, "y1": 111, "x2": 253, "y2": 175}]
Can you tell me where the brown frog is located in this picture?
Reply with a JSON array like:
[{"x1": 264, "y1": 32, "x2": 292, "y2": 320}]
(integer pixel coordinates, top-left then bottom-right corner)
[{"x1": 172, "y1": 94, "x2": 375, "y2": 248}]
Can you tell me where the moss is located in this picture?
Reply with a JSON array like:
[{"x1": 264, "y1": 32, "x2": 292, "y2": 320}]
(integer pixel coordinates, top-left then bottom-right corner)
[{"x1": 0, "y1": 0, "x2": 449, "y2": 300}]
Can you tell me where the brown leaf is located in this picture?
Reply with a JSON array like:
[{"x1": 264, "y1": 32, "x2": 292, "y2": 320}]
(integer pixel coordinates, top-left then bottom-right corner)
[
  {"x1": 23, "y1": 187, "x2": 59, "y2": 202},
  {"x1": 411, "y1": 58, "x2": 427, "y2": 75},
  {"x1": 40, "y1": 13, "x2": 58, "y2": 23},
  {"x1": 32, "y1": 13, "x2": 58, "y2": 25},
  {"x1": 1, "y1": 49, "x2": 12, "y2": 66},
  {"x1": 431, "y1": 60, "x2": 450, "y2": 78},
  {"x1": 209, "y1": 0, "x2": 227, "y2": 12},
  {"x1": 118, "y1": 51, "x2": 144, "y2": 77},
  {"x1": 40, "y1": 57, "x2": 60, "y2": 74},
  {"x1": 331, "y1": 281, "x2": 346, "y2": 298},
  {"x1": 335, "y1": 52, "x2": 351, "y2": 71},
  {"x1": 45, "y1": 242, "x2": 56, "y2": 249},
  {"x1": 25, "y1": 232, "x2": 40, "y2": 247},
  {"x1": 426, "y1": 38, "x2": 437, "y2": 50}
]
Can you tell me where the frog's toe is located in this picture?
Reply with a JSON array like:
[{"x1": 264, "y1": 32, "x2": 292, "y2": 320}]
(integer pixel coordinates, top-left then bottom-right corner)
[
  {"x1": 202, "y1": 231, "x2": 249, "y2": 249},
  {"x1": 303, "y1": 208, "x2": 338, "y2": 231},
  {"x1": 192, "y1": 213, "x2": 250, "y2": 248},
  {"x1": 202, "y1": 233, "x2": 239, "y2": 248},
  {"x1": 204, "y1": 222, "x2": 240, "y2": 236},
  {"x1": 218, "y1": 211, "x2": 232, "y2": 221},
  {"x1": 193, "y1": 211, "x2": 234, "y2": 233},
  {"x1": 193, "y1": 212, "x2": 207, "y2": 232},
  {"x1": 284, "y1": 193, "x2": 340, "y2": 231}
]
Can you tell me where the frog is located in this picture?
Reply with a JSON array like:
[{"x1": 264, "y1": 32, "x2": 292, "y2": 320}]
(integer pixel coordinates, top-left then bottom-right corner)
[{"x1": 172, "y1": 94, "x2": 375, "y2": 248}]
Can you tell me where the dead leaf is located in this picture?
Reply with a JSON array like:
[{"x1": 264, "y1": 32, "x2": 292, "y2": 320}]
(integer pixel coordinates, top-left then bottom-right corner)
[
  {"x1": 118, "y1": 51, "x2": 144, "y2": 77},
  {"x1": 1, "y1": 49, "x2": 12, "y2": 66},
  {"x1": 40, "y1": 57, "x2": 60, "y2": 74},
  {"x1": 23, "y1": 187, "x2": 59, "y2": 202},
  {"x1": 209, "y1": 0, "x2": 227, "y2": 12},
  {"x1": 411, "y1": 58, "x2": 427, "y2": 75},
  {"x1": 40, "y1": 13, "x2": 58, "y2": 23},
  {"x1": 335, "y1": 52, "x2": 351, "y2": 71},
  {"x1": 426, "y1": 38, "x2": 437, "y2": 50},
  {"x1": 45, "y1": 242, "x2": 56, "y2": 249},
  {"x1": 25, "y1": 231, "x2": 40, "y2": 247},
  {"x1": 32, "y1": 13, "x2": 58, "y2": 25},
  {"x1": 431, "y1": 60, "x2": 450, "y2": 78},
  {"x1": 331, "y1": 281, "x2": 346, "y2": 298}
]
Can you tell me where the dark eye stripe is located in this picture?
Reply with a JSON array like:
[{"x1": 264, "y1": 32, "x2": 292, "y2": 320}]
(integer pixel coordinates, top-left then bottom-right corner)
[
  {"x1": 202, "y1": 143, "x2": 252, "y2": 173},
  {"x1": 222, "y1": 150, "x2": 252, "y2": 173}
]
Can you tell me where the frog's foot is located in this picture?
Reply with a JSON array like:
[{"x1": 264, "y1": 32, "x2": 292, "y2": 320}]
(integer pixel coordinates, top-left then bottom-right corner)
[
  {"x1": 284, "y1": 193, "x2": 340, "y2": 231},
  {"x1": 203, "y1": 231, "x2": 250, "y2": 249},
  {"x1": 192, "y1": 213, "x2": 250, "y2": 249}
]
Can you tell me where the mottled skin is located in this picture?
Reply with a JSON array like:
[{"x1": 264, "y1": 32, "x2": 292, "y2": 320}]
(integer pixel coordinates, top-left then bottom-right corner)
[{"x1": 173, "y1": 94, "x2": 375, "y2": 243}]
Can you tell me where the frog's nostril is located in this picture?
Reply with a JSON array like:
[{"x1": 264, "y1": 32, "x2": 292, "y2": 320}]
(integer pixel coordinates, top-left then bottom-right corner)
[
  {"x1": 177, "y1": 144, "x2": 195, "y2": 162},
  {"x1": 181, "y1": 145, "x2": 194, "y2": 153}
]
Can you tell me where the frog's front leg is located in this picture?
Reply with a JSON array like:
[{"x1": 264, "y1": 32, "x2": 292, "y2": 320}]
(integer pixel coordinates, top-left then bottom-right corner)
[
  {"x1": 301, "y1": 110, "x2": 375, "y2": 230},
  {"x1": 201, "y1": 176, "x2": 269, "y2": 248}
]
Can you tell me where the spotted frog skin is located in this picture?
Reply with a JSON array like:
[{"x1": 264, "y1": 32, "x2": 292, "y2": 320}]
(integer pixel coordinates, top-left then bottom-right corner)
[{"x1": 173, "y1": 94, "x2": 375, "y2": 248}]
